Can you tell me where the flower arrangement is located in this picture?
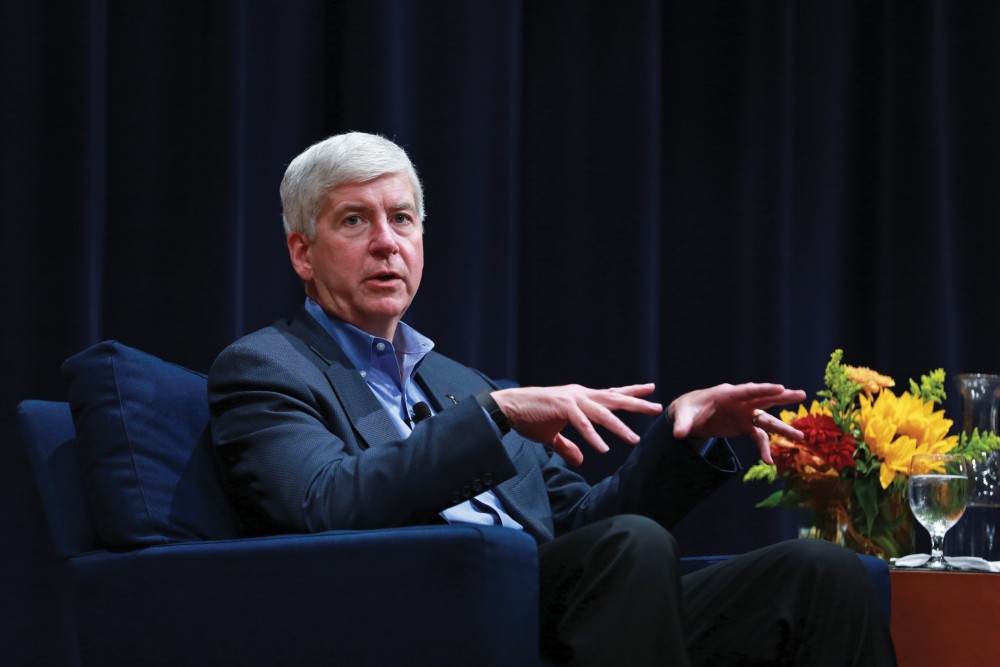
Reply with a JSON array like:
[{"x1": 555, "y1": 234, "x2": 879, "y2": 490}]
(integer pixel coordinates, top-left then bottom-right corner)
[{"x1": 744, "y1": 349, "x2": 1000, "y2": 560}]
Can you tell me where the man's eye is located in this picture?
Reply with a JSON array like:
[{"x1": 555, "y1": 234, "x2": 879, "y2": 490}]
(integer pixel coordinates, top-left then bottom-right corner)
[
  {"x1": 393, "y1": 214, "x2": 411, "y2": 224},
  {"x1": 344, "y1": 215, "x2": 363, "y2": 226}
]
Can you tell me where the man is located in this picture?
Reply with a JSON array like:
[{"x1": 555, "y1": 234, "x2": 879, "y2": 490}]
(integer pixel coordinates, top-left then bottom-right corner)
[{"x1": 208, "y1": 132, "x2": 896, "y2": 665}]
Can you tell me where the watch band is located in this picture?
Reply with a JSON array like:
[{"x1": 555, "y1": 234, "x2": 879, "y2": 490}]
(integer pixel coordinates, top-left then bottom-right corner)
[{"x1": 474, "y1": 390, "x2": 511, "y2": 436}]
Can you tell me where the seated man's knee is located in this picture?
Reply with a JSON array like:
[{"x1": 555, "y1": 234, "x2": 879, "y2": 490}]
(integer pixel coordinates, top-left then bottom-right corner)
[
  {"x1": 785, "y1": 538, "x2": 860, "y2": 568},
  {"x1": 771, "y1": 539, "x2": 872, "y2": 590},
  {"x1": 603, "y1": 514, "x2": 679, "y2": 564}
]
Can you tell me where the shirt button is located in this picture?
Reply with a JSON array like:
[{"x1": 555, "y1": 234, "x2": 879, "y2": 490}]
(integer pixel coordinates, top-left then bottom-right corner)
[
  {"x1": 375, "y1": 342, "x2": 386, "y2": 352},
  {"x1": 360, "y1": 370, "x2": 367, "y2": 379}
]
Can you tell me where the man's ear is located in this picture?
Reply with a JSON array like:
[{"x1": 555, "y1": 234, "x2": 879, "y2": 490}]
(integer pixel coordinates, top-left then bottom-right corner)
[{"x1": 287, "y1": 232, "x2": 313, "y2": 282}]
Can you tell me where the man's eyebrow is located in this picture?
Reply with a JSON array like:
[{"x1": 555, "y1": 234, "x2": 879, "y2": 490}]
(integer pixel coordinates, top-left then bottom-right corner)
[
  {"x1": 332, "y1": 202, "x2": 374, "y2": 215},
  {"x1": 331, "y1": 201, "x2": 416, "y2": 215}
]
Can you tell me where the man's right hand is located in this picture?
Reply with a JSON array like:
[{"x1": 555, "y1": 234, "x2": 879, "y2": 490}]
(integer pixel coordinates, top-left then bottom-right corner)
[{"x1": 490, "y1": 384, "x2": 663, "y2": 465}]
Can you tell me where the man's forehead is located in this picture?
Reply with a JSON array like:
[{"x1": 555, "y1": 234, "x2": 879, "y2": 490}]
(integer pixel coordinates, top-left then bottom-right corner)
[{"x1": 327, "y1": 173, "x2": 416, "y2": 208}]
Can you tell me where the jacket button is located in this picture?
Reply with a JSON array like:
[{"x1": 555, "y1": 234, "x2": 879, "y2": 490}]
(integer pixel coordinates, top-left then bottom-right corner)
[
  {"x1": 482, "y1": 473, "x2": 493, "y2": 487},
  {"x1": 472, "y1": 479, "x2": 483, "y2": 492},
  {"x1": 461, "y1": 485, "x2": 473, "y2": 498}
]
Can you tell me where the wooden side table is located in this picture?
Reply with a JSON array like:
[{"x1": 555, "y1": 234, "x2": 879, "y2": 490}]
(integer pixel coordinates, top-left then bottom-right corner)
[{"x1": 890, "y1": 569, "x2": 1000, "y2": 666}]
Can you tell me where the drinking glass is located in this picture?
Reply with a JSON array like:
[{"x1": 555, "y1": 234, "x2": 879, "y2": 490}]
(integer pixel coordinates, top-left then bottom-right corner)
[{"x1": 908, "y1": 453, "x2": 970, "y2": 570}]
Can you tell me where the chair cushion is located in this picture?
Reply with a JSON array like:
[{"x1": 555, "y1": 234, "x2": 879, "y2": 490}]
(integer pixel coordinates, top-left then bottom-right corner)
[{"x1": 62, "y1": 340, "x2": 238, "y2": 548}]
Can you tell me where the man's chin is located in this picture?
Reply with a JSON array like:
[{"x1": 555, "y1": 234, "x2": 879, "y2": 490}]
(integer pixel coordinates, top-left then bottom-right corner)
[{"x1": 356, "y1": 300, "x2": 413, "y2": 329}]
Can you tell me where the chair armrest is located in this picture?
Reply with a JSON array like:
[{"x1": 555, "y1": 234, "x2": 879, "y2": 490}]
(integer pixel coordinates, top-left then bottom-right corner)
[
  {"x1": 68, "y1": 525, "x2": 540, "y2": 667},
  {"x1": 855, "y1": 553, "x2": 892, "y2": 624}
]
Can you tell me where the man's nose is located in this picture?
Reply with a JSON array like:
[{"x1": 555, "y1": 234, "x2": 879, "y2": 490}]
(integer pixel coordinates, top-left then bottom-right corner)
[{"x1": 369, "y1": 218, "x2": 400, "y2": 255}]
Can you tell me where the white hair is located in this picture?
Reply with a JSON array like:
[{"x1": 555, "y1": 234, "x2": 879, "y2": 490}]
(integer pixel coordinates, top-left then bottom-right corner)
[{"x1": 279, "y1": 132, "x2": 425, "y2": 239}]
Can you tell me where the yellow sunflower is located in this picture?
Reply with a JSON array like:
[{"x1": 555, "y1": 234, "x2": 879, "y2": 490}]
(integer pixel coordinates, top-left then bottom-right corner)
[{"x1": 858, "y1": 390, "x2": 958, "y2": 488}]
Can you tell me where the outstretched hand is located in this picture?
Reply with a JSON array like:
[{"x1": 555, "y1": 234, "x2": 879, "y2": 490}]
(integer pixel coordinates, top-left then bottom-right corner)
[
  {"x1": 667, "y1": 383, "x2": 806, "y2": 464},
  {"x1": 491, "y1": 383, "x2": 663, "y2": 466}
]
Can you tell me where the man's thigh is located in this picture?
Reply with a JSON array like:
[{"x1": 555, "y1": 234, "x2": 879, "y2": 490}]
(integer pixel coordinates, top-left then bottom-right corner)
[
  {"x1": 538, "y1": 515, "x2": 688, "y2": 666},
  {"x1": 682, "y1": 539, "x2": 894, "y2": 667}
]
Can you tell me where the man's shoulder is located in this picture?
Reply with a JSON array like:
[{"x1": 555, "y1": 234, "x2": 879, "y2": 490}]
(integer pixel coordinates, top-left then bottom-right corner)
[
  {"x1": 214, "y1": 318, "x2": 298, "y2": 360},
  {"x1": 209, "y1": 313, "x2": 331, "y2": 380}
]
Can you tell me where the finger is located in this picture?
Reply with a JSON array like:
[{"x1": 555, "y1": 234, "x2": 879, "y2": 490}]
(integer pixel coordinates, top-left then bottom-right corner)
[
  {"x1": 723, "y1": 382, "x2": 787, "y2": 397},
  {"x1": 564, "y1": 404, "x2": 615, "y2": 453},
  {"x1": 768, "y1": 420, "x2": 804, "y2": 441},
  {"x1": 748, "y1": 395, "x2": 807, "y2": 414},
  {"x1": 670, "y1": 403, "x2": 693, "y2": 440},
  {"x1": 753, "y1": 411, "x2": 804, "y2": 441},
  {"x1": 542, "y1": 432, "x2": 584, "y2": 466},
  {"x1": 745, "y1": 389, "x2": 808, "y2": 409},
  {"x1": 752, "y1": 427, "x2": 774, "y2": 465},
  {"x1": 579, "y1": 396, "x2": 642, "y2": 445},
  {"x1": 588, "y1": 389, "x2": 663, "y2": 416},
  {"x1": 604, "y1": 383, "x2": 657, "y2": 398},
  {"x1": 727, "y1": 383, "x2": 805, "y2": 403}
]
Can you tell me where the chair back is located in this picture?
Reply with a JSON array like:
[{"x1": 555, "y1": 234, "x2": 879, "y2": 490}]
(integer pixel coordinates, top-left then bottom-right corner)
[
  {"x1": 19, "y1": 340, "x2": 240, "y2": 557},
  {"x1": 16, "y1": 399, "x2": 99, "y2": 558}
]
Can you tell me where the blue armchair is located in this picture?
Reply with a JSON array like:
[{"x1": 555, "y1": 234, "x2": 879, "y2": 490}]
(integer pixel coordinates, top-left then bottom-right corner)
[
  {"x1": 18, "y1": 341, "x2": 539, "y2": 666},
  {"x1": 17, "y1": 340, "x2": 890, "y2": 665}
]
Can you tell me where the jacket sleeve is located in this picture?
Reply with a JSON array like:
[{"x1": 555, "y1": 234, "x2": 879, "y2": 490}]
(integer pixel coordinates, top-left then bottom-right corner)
[{"x1": 208, "y1": 332, "x2": 519, "y2": 534}]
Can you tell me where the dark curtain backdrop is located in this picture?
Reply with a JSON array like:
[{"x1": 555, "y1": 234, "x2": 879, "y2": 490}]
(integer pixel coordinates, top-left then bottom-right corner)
[{"x1": 4, "y1": 0, "x2": 1000, "y2": 662}]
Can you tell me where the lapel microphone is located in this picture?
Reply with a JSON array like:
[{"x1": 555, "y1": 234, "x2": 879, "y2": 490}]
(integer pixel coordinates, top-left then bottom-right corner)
[{"x1": 405, "y1": 401, "x2": 432, "y2": 427}]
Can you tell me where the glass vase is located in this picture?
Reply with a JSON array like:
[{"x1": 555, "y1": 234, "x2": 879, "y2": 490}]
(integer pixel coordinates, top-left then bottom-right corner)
[
  {"x1": 796, "y1": 476, "x2": 913, "y2": 561},
  {"x1": 948, "y1": 374, "x2": 1000, "y2": 561},
  {"x1": 798, "y1": 505, "x2": 847, "y2": 546},
  {"x1": 797, "y1": 477, "x2": 849, "y2": 547},
  {"x1": 954, "y1": 373, "x2": 1000, "y2": 436}
]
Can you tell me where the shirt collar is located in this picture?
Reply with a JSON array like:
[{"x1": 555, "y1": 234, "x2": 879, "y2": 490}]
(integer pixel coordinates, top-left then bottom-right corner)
[{"x1": 303, "y1": 298, "x2": 434, "y2": 383}]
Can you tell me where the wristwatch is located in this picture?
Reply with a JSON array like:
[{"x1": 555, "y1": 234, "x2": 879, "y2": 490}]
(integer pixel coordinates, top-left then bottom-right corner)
[{"x1": 474, "y1": 390, "x2": 511, "y2": 436}]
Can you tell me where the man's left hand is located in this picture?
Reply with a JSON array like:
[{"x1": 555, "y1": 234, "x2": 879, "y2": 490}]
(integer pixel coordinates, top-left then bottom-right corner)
[{"x1": 667, "y1": 383, "x2": 806, "y2": 464}]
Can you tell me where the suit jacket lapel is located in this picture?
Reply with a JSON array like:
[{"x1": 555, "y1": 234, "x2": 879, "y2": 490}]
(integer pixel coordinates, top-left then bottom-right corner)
[
  {"x1": 324, "y1": 363, "x2": 401, "y2": 449},
  {"x1": 414, "y1": 361, "x2": 465, "y2": 412},
  {"x1": 281, "y1": 308, "x2": 400, "y2": 450}
]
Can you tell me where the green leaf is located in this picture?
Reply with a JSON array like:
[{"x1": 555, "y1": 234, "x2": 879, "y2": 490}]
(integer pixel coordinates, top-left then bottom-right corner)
[
  {"x1": 743, "y1": 462, "x2": 778, "y2": 483},
  {"x1": 853, "y1": 473, "x2": 879, "y2": 536},
  {"x1": 755, "y1": 489, "x2": 790, "y2": 509},
  {"x1": 954, "y1": 428, "x2": 1000, "y2": 457},
  {"x1": 816, "y1": 349, "x2": 862, "y2": 435},
  {"x1": 910, "y1": 368, "x2": 947, "y2": 405},
  {"x1": 854, "y1": 450, "x2": 878, "y2": 476}
]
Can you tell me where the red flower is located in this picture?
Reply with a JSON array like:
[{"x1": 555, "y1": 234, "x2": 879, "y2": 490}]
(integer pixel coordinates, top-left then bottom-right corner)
[{"x1": 791, "y1": 413, "x2": 857, "y2": 473}]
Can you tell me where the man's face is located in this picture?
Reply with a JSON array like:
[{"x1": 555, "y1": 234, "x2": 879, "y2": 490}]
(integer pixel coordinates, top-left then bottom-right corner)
[{"x1": 287, "y1": 172, "x2": 423, "y2": 340}]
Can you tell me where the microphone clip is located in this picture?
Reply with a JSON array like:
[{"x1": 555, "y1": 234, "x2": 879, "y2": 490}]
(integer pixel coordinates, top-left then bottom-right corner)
[{"x1": 405, "y1": 401, "x2": 432, "y2": 427}]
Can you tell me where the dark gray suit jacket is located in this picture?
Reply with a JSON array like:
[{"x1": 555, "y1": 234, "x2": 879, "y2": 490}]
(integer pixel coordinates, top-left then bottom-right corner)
[{"x1": 208, "y1": 307, "x2": 736, "y2": 543}]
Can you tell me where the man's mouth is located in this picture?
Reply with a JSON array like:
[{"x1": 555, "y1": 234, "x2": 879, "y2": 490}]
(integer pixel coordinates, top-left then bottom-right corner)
[{"x1": 368, "y1": 271, "x2": 402, "y2": 283}]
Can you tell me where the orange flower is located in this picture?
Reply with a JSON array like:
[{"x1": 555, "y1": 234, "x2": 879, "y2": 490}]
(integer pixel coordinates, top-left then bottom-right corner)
[{"x1": 844, "y1": 365, "x2": 895, "y2": 398}]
